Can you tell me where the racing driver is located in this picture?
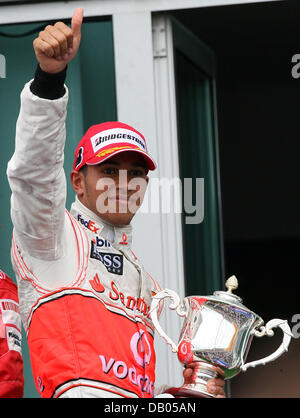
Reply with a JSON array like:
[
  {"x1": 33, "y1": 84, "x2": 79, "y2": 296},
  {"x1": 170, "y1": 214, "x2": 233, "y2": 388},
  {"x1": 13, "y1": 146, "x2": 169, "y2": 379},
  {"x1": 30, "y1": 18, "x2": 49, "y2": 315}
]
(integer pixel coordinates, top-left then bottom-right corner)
[{"x1": 7, "y1": 8, "x2": 225, "y2": 398}]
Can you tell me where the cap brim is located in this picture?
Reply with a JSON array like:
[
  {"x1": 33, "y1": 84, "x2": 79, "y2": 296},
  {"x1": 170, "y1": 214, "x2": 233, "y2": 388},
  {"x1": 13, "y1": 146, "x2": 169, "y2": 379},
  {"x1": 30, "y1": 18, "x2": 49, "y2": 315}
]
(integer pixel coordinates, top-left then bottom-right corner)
[{"x1": 86, "y1": 146, "x2": 157, "y2": 171}]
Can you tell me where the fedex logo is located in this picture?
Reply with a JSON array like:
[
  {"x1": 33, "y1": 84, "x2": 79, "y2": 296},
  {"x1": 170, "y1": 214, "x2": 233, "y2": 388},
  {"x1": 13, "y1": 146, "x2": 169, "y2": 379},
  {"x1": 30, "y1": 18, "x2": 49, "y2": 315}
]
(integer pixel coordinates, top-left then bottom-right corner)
[{"x1": 77, "y1": 214, "x2": 99, "y2": 234}]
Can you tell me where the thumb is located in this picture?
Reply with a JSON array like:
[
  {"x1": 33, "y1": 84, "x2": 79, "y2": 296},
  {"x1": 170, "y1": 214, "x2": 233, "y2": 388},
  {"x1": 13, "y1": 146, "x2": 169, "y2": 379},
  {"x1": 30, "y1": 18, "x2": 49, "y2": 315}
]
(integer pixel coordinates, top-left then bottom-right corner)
[{"x1": 71, "y1": 7, "x2": 83, "y2": 39}]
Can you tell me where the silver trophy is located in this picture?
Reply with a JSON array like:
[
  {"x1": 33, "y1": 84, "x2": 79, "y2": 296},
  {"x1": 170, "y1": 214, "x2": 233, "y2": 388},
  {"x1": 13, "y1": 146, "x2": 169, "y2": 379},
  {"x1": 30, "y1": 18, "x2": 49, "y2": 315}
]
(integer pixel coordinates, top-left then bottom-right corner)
[{"x1": 150, "y1": 275, "x2": 293, "y2": 398}]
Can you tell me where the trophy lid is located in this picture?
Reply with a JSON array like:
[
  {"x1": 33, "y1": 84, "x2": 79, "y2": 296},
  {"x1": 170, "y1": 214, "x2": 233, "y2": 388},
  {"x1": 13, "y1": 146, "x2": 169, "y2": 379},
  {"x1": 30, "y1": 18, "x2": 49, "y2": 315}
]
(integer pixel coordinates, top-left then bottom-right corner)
[{"x1": 213, "y1": 275, "x2": 245, "y2": 307}]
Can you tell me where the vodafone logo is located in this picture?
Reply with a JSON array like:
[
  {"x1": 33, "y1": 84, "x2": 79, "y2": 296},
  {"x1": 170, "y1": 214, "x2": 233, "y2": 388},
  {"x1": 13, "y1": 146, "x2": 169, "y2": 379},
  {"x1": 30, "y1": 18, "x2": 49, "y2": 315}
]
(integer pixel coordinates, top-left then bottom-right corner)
[
  {"x1": 98, "y1": 330, "x2": 154, "y2": 396},
  {"x1": 130, "y1": 330, "x2": 151, "y2": 368},
  {"x1": 178, "y1": 340, "x2": 193, "y2": 364}
]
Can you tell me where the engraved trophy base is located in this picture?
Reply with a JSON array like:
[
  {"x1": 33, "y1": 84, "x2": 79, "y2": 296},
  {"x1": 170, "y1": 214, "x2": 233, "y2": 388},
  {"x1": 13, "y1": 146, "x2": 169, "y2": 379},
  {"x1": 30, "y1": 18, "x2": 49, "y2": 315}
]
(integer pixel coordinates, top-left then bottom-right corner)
[
  {"x1": 165, "y1": 362, "x2": 217, "y2": 398},
  {"x1": 165, "y1": 385, "x2": 215, "y2": 398}
]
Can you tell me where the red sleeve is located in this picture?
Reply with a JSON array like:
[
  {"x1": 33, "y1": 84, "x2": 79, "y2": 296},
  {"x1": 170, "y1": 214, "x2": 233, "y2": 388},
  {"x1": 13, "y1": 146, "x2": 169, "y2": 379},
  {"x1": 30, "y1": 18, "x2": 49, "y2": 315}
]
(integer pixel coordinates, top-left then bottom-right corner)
[{"x1": 0, "y1": 270, "x2": 24, "y2": 398}]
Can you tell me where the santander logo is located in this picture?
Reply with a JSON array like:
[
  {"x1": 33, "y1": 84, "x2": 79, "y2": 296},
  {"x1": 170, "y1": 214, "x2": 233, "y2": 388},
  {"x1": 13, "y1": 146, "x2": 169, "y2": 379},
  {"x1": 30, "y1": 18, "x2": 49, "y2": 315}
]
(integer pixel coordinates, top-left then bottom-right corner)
[
  {"x1": 89, "y1": 273, "x2": 105, "y2": 293},
  {"x1": 89, "y1": 276, "x2": 151, "y2": 318}
]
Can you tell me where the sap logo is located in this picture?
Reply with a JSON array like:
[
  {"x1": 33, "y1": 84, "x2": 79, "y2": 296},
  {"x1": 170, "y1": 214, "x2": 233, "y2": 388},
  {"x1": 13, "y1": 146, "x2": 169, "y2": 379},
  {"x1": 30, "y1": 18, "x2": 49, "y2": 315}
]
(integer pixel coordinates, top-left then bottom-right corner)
[{"x1": 90, "y1": 241, "x2": 123, "y2": 275}]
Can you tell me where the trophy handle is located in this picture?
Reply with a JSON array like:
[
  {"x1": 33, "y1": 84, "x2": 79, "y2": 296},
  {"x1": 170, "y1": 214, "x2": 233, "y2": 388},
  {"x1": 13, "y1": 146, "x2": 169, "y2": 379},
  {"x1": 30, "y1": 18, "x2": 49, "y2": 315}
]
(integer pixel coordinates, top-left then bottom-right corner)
[
  {"x1": 241, "y1": 318, "x2": 293, "y2": 372},
  {"x1": 150, "y1": 289, "x2": 187, "y2": 353}
]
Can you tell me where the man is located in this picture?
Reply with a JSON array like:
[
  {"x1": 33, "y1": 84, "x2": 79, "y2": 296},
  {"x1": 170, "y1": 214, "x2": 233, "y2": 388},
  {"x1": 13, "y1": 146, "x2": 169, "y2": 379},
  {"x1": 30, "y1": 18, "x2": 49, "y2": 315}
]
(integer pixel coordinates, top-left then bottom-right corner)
[
  {"x1": 0, "y1": 269, "x2": 24, "y2": 397},
  {"x1": 7, "y1": 8, "x2": 225, "y2": 398}
]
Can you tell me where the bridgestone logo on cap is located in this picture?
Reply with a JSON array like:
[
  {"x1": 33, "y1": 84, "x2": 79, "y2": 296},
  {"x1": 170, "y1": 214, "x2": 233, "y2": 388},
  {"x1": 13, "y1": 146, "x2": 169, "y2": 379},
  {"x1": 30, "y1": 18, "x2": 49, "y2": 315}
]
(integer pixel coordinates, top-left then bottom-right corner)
[{"x1": 90, "y1": 128, "x2": 147, "y2": 153}]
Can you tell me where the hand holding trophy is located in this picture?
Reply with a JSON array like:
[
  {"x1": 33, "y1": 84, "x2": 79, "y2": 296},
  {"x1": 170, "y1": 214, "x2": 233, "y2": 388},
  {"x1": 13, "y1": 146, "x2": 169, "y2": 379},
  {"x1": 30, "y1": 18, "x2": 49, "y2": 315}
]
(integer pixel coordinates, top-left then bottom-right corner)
[{"x1": 150, "y1": 275, "x2": 293, "y2": 398}]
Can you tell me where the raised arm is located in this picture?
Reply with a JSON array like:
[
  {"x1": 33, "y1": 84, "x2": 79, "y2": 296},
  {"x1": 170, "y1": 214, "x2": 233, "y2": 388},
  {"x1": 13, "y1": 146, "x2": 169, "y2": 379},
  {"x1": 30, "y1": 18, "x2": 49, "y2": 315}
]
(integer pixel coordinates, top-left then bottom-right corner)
[{"x1": 7, "y1": 8, "x2": 83, "y2": 261}]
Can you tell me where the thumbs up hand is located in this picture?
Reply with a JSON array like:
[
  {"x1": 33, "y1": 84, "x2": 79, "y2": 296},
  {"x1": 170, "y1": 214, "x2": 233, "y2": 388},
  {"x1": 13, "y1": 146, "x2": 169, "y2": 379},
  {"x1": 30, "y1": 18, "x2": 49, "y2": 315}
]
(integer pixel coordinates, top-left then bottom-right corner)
[{"x1": 33, "y1": 8, "x2": 84, "y2": 74}]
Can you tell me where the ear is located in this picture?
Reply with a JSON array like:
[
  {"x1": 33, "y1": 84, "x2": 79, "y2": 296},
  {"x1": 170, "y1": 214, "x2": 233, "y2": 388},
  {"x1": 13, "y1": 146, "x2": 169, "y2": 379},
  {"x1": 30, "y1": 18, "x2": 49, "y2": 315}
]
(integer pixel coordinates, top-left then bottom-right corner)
[{"x1": 70, "y1": 169, "x2": 86, "y2": 198}]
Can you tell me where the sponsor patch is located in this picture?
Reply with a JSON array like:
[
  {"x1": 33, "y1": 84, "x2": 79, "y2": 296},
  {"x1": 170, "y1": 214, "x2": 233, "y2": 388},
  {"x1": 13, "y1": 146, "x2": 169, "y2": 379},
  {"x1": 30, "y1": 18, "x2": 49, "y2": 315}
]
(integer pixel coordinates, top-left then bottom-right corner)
[
  {"x1": 98, "y1": 330, "x2": 154, "y2": 396},
  {"x1": 89, "y1": 273, "x2": 105, "y2": 293},
  {"x1": 94, "y1": 236, "x2": 111, "y2": 248},
  {"x1": 90, "y1": 128, "x2": 146, "y2": 153},
  {"x1": 6, "y1": 326, "x2": 22, "y2": 354},
  {"x1": 96, "y1": 146, "x2": 132, "y2": 158},
  {"x1": 90, "y1": 241, "x2": 123, "y2": 275},
  {"x1": 77, "y1": 214, "x2": 99, "y2": 234}
]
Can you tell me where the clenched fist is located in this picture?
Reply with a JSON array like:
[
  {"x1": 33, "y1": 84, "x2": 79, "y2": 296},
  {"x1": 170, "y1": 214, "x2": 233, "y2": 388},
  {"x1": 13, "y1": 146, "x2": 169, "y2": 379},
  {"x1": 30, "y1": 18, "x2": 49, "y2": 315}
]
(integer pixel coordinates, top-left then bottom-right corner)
[{"x1": 33, "y1": 8, "x2": 83, "y2": 74}]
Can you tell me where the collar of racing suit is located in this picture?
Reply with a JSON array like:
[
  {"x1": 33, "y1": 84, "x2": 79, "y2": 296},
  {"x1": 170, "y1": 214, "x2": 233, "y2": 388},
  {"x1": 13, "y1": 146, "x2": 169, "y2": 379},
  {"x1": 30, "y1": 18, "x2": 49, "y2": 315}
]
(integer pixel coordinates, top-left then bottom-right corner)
[
  {"x1": 70, "y1": 196, "x2": 133, "y2": 251},
  {"x1": 70, "y1": 196, "x2": 144, "y2": 298}
]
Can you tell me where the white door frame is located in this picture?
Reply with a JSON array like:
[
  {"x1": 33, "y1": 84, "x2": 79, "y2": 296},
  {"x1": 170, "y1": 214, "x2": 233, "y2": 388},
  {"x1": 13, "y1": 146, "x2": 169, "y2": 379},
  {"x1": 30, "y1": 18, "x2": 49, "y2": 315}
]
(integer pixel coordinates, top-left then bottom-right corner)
[{"x1": 0, "y1": 0, "x2": 280, "y2": 25}]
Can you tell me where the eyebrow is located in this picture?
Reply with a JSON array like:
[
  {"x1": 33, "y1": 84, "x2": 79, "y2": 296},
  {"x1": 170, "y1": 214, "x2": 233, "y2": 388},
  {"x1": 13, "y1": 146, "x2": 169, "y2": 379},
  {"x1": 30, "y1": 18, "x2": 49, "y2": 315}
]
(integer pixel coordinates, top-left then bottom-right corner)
[
  {"x1": 100, "y1": 161, "x2": 147, "y2": 169},
  {"x1": 100, "y1": 161, "x2": 120, "y2": 166}
]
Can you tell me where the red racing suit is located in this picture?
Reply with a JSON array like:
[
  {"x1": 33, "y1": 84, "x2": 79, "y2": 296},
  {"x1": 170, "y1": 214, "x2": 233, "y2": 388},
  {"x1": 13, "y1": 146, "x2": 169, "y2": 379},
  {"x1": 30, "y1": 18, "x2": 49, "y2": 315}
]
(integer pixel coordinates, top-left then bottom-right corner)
[
  {"x1": 0, "y1": 270, "x2": 24, "y2": 397},
  {"x1": 7, "y1": 82, "x2": 162, "y2": 398}
]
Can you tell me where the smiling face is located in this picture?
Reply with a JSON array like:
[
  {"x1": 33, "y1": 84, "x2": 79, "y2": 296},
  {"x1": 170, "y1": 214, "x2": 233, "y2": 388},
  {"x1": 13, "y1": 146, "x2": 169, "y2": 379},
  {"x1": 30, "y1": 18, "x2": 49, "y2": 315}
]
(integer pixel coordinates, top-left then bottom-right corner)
[{"x1": 71, "y1": 151, "x2": 149, "y2": 226}]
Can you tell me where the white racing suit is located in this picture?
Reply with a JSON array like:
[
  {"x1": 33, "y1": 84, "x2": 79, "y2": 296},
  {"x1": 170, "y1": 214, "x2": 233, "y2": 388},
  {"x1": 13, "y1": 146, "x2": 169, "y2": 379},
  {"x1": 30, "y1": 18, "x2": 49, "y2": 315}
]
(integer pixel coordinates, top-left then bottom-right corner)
[{"x1": 7, "y1": 82, "x2": 163, "y2": 398}]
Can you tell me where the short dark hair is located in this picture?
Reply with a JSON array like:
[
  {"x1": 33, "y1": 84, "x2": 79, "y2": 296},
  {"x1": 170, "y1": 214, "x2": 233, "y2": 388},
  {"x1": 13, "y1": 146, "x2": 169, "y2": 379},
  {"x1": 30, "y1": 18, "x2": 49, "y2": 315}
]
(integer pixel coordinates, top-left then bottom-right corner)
[{"x1": 79, "y1": 165, "x2": 88, "y2": 177}]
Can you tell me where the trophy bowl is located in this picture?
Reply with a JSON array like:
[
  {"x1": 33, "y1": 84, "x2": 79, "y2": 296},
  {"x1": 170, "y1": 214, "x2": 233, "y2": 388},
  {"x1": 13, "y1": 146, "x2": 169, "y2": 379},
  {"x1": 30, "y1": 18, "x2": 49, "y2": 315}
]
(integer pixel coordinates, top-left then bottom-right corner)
[{"x1": 150, "y1": 276, "x2": 293, "y2": 398}]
